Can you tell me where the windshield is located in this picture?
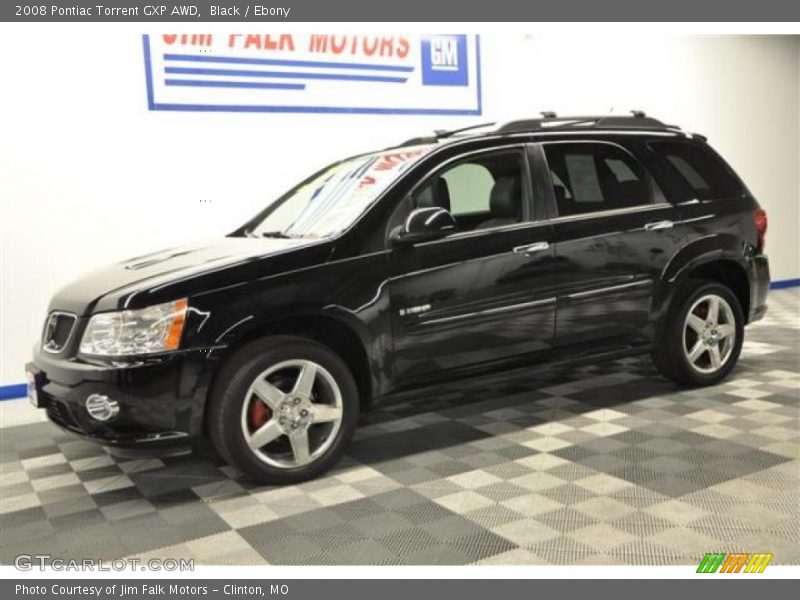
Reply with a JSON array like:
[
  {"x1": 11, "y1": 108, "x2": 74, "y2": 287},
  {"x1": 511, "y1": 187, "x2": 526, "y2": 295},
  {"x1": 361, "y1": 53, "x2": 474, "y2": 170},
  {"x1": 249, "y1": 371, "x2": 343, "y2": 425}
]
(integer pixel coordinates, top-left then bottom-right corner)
[{"x1": 247, "y1": 145, "x2": 433, "y2": 239}]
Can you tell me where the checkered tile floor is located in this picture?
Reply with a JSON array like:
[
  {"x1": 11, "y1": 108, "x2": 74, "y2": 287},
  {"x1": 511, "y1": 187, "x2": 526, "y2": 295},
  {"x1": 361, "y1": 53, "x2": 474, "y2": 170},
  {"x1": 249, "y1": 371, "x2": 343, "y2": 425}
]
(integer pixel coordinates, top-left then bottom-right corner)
[{"x1": 1, "y1": 289, "x2": 798, "y2": 565}]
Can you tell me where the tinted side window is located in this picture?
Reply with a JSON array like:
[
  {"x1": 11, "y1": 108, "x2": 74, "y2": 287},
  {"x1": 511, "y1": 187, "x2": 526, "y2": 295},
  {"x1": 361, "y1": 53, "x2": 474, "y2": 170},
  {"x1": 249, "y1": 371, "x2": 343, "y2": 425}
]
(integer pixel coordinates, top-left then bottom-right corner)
[
  {"x1": 543, "y1": 143, "x2": 652, "y2": 217},
  {"x1": 650, "y1": 141, "x2": 743, "y2": 200},
  {"x1": 439, "y1": 163, "x2": 495, "y2": 216},
  {"x1": 412, "y1": 150, "x2": 527, "y2": 232}
]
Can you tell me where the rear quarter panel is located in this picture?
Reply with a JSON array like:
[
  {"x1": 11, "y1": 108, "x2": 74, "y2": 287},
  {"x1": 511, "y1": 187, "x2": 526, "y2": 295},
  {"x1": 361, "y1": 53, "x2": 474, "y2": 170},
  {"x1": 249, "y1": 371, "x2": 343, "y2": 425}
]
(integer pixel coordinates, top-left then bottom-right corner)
[{"x1": 654, "y1": 194, "x2": 762, "y2": 320}]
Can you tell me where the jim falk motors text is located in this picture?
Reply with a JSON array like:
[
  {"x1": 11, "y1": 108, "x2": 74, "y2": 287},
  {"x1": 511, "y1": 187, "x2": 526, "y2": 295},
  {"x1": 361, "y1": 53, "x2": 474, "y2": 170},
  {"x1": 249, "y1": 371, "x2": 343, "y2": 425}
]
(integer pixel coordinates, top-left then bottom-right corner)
[
  {"x1": 16, "y1": 584, "x2": 289, "y2": 597},
  {"x1": 162, "y1": 33, "x2": 413, "y2": 59},
  {"x1": 122, "y1": 584, "x2": 290, "y2": 596}
]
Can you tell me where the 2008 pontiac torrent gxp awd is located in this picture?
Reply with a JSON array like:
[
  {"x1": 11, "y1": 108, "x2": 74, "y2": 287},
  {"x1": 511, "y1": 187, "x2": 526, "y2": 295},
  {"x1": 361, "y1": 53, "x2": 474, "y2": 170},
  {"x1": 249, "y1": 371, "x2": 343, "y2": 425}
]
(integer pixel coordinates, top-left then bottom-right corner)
[{"x1": 27, "y1": 113, "x2": 770, "y2": 484}]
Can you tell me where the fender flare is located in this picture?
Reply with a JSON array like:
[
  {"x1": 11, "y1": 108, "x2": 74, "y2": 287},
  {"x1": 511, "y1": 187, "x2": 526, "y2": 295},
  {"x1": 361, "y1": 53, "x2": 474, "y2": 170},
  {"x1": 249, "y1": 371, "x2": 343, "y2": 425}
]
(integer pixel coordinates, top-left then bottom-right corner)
[
  {"x1": 652, "y1": 233, "x2": 749, "y2": 324},
  {"x1": 206, "y1": 305, "x2": 382, "y2": 407}
]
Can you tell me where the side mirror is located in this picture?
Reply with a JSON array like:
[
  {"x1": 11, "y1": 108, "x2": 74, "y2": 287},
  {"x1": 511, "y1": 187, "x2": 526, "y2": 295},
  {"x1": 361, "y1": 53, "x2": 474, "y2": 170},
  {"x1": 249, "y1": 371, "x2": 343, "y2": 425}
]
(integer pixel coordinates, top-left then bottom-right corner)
[{"x1": 390, "y1": 207, "x2": 457, "y2": 246}]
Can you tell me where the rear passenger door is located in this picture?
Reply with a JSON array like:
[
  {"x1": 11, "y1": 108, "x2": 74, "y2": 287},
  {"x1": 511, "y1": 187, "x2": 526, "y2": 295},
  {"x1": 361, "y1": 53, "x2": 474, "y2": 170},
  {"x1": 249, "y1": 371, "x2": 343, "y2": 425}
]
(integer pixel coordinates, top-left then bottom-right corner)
[{"x1": 538, "y1": 141, "x2": 686, "y2": 347}]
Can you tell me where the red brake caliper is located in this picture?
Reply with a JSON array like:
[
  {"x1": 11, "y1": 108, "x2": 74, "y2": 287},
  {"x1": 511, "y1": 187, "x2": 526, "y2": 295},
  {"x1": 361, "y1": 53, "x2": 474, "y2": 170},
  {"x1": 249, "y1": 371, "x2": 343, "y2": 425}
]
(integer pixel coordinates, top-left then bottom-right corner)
[
  {"x1": 248, "y1": 398, "x2": 271, "y2": 431},
  {"x1": 695, "y1": 303, "x2": 708, "y2": 319}
]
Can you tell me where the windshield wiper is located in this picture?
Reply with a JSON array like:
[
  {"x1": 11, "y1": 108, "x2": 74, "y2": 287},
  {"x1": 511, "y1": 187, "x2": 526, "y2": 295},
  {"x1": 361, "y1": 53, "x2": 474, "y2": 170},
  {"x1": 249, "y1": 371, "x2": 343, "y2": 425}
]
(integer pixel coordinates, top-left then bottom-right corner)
[{"x1": 245, "y1": 229, "x2": 318, "y2": 239}]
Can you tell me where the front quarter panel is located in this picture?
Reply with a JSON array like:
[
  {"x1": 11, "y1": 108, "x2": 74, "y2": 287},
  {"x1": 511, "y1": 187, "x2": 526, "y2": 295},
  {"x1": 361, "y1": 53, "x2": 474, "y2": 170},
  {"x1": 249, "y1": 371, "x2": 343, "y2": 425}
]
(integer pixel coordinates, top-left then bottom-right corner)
[{"x1": 188, "y1": 250, "x2": 394, "y2": 400}]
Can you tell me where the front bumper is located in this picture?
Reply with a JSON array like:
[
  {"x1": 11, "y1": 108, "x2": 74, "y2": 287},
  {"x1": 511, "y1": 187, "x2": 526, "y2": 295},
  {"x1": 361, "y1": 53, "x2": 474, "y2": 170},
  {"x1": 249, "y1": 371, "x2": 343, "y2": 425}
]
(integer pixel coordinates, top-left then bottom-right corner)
[{"x1": 26, "y1": 347, "x2": 216, "y2": 451}]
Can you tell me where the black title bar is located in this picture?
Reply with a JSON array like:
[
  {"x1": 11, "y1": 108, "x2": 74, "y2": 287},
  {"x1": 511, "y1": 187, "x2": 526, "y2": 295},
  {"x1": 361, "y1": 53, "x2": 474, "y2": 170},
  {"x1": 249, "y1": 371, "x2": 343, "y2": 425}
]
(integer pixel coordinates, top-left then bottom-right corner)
[
  {"x1": 3, "y1": 0, "x2": 800, "y2": 22},
  {"x1": 4, "y1": 578, "x2": 798, "y2": 600}
]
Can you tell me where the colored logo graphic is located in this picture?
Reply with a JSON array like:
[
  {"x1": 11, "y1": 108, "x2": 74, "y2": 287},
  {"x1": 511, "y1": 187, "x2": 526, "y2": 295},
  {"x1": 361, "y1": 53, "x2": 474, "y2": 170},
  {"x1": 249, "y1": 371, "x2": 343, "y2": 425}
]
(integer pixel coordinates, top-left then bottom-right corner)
[
  {"x1": 421, "y1": 35, "x2": 469, "y2": 86},
  {"x1": 696, "y1": 552, "x2": 773, "y2": 573}
]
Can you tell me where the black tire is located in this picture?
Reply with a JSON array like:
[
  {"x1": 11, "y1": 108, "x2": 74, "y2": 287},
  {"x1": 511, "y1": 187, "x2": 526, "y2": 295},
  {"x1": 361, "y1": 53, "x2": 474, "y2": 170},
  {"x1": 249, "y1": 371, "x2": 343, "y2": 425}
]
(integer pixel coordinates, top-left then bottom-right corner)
[
  {"x1": 207, "y1": 335, "x2": 359, "y2": 484},
  {"x1": 652, "y1": 279, "x2": 744, "y2": 387}
]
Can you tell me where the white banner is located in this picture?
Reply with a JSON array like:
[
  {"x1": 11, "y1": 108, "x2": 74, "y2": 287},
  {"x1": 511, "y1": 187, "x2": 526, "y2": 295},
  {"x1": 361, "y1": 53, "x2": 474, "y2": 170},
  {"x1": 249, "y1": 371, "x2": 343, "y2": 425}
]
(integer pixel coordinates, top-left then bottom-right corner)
[{"x1": 142, "y1": 33, "x2": 482, "y2": 115}]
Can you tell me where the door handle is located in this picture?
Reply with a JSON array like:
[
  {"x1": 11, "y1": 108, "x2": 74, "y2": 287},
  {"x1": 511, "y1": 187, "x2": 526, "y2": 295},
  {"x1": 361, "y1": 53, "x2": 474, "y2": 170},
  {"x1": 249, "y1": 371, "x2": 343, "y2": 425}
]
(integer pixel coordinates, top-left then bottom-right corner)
[
  {"x1": 513, "y1": 241, "x2": 550, "y2": 256},
  {"x1": 644, "y1": 220, "x2": 674, "y2": 231}
]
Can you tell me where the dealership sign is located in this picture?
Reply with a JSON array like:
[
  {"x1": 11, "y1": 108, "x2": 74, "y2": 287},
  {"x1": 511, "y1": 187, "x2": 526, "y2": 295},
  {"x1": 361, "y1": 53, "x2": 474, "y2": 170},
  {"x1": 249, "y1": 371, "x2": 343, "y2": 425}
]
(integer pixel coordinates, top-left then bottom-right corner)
[{"x1": 142, "y1": 34, "x2": 482, "y2": 114}]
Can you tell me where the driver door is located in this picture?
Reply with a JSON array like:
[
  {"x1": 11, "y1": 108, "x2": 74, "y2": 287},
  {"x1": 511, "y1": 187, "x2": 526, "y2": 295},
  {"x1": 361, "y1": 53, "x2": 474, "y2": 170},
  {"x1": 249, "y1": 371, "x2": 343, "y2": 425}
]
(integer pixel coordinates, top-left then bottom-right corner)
[{"x1": 386, "y1": 145, "x2": 557, "y2": 385}]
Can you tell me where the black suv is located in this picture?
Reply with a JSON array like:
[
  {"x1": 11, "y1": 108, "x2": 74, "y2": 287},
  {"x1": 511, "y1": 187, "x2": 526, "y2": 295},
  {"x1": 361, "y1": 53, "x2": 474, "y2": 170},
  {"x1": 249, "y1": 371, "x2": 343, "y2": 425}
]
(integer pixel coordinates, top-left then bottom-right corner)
[{"x1": 26, "y1": 113, "x2": 770, "y2": 483}]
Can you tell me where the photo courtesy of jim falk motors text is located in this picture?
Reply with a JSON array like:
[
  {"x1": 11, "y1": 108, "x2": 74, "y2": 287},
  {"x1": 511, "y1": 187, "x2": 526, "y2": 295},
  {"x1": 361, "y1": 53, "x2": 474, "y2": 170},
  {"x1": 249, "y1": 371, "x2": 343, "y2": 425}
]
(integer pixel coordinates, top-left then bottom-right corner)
[{"x1": 15, "y1": 583, "x2": 287, "y2": 597}]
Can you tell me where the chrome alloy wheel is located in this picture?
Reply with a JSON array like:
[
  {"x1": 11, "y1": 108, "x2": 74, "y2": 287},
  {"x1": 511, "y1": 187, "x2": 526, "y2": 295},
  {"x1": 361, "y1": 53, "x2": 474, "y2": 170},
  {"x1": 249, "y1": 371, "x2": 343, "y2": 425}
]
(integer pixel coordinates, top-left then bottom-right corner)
[
  {"x1": 682, "y1": 294, "x2": 736, "y2": 375},
  {"x1": 240, "y1": 359, "x2": 344, "y2": 469}
]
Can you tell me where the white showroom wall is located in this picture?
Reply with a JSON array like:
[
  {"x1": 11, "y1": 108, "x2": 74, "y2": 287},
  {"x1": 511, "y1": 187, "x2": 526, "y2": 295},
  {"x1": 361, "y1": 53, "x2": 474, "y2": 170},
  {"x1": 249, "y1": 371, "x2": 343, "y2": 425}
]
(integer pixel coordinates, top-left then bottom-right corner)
[{"x1": 1, "y1": 26, "x2": 799, "y2": 386}]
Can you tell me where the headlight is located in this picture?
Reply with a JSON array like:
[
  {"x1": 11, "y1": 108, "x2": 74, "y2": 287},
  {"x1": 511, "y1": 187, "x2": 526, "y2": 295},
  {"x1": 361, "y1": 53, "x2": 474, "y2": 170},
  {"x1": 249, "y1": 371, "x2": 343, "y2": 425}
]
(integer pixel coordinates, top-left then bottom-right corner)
[{"x1": 79, "y1": 299, "x2": 188, "y2": 356}]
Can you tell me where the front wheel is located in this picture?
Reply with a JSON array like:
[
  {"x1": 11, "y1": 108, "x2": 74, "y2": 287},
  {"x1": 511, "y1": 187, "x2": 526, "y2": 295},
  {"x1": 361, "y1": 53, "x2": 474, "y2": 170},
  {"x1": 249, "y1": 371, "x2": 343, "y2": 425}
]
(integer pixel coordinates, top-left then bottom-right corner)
[
  {"x1": 653, "y1": 280, "x2": 744, "y2": 387},
  {"x1": 208, "y1": 336, "x2": 359, "y2": 484}
]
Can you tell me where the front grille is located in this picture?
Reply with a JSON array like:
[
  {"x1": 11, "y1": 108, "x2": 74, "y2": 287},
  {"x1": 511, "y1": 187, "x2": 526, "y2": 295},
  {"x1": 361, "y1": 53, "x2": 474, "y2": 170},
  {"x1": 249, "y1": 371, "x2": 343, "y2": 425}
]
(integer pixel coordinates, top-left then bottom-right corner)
[{"x1": 43, "y1": 312, "x2": 76, "y2": 353}]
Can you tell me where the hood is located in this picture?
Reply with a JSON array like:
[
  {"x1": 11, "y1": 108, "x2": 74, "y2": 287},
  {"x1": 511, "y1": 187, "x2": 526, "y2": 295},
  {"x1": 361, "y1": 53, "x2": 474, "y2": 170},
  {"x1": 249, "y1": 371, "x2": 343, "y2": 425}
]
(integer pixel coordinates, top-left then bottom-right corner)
[{"x1": 49, "y1": 236, "x2": 327, "y2": 316}]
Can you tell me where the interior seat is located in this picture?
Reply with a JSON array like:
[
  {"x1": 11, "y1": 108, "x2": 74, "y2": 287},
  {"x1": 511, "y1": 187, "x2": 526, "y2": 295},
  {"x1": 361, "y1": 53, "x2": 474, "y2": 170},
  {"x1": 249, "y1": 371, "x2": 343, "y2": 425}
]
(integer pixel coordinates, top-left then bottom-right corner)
[
  {"x1": 417, "y1": 177, "x2": 451, "y2": 212},
  {"x1": 476, "y1": 176, "x2": 522, "y2": 229}
]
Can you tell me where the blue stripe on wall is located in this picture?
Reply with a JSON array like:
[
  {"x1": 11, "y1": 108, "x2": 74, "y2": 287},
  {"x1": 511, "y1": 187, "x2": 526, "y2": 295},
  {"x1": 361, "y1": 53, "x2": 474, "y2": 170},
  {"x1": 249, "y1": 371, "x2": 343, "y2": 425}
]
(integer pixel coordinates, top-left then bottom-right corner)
[
  {"x1": 770, "y1": 277, "x2": 800, "y2": 290},
  {"x1": 163, "y1": 53, "x2": 416, "y2": 73},
  {"x1": 164, "y1": 66, "x2": 408, "y2": 83},
  {"x1": 1, "y1": 277, "x2": 797, "y2": 402},
  {"x1": 0, "y1": 384, "x2": 27, "y2": 401},
  {"x1": 165, "y1": 79, "x2": 306, "y2": 90}
]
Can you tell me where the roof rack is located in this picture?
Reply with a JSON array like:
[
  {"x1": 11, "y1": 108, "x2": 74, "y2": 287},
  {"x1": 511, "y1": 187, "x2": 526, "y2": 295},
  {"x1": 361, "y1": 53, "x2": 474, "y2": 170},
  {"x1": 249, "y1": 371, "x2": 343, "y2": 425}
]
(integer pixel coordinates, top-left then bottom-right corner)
[
  {"x1": 496, "y1": 111, "x2": 676, "y2": 134},
  {"x1": 396, "y1": 111, "x2": 680, "y2": 149},
  {"x1": 398, "y1": 121, "x2": 496, "y2": 147}
]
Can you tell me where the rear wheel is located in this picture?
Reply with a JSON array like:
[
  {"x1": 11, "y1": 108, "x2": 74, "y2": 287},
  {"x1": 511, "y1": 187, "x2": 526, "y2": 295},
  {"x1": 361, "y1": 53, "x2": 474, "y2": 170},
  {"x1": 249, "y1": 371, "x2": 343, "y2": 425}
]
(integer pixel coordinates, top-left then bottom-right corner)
[
  {"x1": 208, "y1": 336, "x2": 358, "y2": 484},
  {"x1": 653, "y1": 280, "x2": 744, "y2": 387}
]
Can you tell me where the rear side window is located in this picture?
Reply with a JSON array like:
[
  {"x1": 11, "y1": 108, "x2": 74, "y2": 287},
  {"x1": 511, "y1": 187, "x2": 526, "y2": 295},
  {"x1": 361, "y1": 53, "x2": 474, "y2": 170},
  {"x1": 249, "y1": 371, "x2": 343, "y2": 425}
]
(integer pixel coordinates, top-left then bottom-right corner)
[
  {"x1": 650, "y1": 141, "x2": 743, "y2": 201},
  {"x1": 543, "y1": 142, "x2": 652, "y2": 217}
]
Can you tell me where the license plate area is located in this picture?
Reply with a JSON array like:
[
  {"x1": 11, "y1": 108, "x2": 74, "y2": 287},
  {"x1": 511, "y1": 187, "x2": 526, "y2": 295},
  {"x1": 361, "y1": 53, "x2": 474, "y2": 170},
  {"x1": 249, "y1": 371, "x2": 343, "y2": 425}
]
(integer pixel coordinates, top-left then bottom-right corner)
[{"x1": 26, "y1": 371, "x2": 42, "y2": 407}]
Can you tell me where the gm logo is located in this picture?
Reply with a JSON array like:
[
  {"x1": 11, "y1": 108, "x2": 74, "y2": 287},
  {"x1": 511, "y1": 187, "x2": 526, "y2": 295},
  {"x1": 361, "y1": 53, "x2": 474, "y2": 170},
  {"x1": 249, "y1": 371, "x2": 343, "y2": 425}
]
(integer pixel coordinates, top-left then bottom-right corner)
[{"x1": 421, "y1": 35, "x2": 468, "y2": 87}]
